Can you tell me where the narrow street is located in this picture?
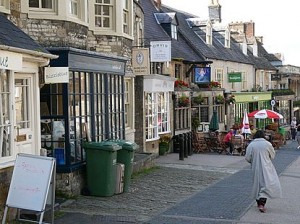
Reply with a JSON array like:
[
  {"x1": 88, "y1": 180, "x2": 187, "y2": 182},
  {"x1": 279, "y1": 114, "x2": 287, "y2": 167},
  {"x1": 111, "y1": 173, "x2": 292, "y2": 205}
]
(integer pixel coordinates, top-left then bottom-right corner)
[{"x1": 55, "y1": 140, "x2": 300, "y2": 224}]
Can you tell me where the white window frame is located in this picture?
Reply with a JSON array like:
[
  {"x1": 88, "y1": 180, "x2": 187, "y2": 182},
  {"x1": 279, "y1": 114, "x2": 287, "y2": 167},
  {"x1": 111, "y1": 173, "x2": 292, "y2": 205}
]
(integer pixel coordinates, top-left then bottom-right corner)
[
  {"x1": 145, "y1": 92, "x2": 159, "y2": 141},
  {"x1": 0, "y1": 71, "x2": 12, "y2": 161},
  {"x1": 70, "y1": 0, "x2": 78, "y2": 16},
  {"x1": 158, "y1": 92, "x2": 170, "y2": 134},
  {"x1": 171, "y1": 24, "x2": 177, "y2": 40},
  {"x1": 123, "y1": 0, "x2": 129, "y2": 34},
  {"x1": 29, "y1": 0, "x2": 55, "y2": 12},
  {"x1": 225, "y1": 28, "x2": 230, "y2": 48},
  {"x1": 241, "y1": 71, "x2": 247, "y2": 90},
  {"x1": 94, "y1": 0, "x2": 113, "y2": 30},
  {"x1": 206, "y1": 23, "x2": 212, "y2": 45},
  {"x1": 124, "y1": 78, "x2": 134, "y2": 129},
  {"x1": 215, "y1": 68, "x2": 223, "y2": 85}
]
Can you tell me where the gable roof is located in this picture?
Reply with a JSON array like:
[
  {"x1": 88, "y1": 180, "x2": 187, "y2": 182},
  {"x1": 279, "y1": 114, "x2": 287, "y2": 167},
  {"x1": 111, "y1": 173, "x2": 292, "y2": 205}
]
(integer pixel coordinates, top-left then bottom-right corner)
[
  {"x1": 140, "y1": 0, "x2": 206, "y2": 63},
  {"x1": 0, "y1": 13, "x2": 55, "y2": 58},
  {"x1": 161, "y1": 5, "x2": 253, "y2": 65}
]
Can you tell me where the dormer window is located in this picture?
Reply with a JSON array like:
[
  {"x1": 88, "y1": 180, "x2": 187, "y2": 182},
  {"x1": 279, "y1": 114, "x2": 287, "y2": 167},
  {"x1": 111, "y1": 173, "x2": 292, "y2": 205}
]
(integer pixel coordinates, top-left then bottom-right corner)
[
  {"x1": 154, "y1": 12, "x2": 178, "y2": 40},
  {"x1": 186, "y1": 18, "x2": 212, "y2": 45},
  {"x1": 225, "y1": 28, "x2": 230, "y2": 48},
  {"x1": 206, "y1": 23, "x2": 212, "y2": 45}
]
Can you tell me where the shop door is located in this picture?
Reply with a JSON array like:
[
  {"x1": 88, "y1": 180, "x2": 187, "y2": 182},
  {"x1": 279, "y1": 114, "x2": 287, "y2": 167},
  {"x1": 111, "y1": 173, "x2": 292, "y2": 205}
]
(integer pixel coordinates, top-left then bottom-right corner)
[{"x1": 14, "y1": 74, "x2": 37, "y2": 155}]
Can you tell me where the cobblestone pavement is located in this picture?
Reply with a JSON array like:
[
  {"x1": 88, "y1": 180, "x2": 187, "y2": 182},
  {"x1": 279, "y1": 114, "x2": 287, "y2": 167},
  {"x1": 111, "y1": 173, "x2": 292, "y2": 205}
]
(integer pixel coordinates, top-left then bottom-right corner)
[
  {"x1": 55, "y1": 142, "x2": 298, "y2": 223},
  {"x1": 55, "y1": 162, "x2": 232, "y2": 223}
]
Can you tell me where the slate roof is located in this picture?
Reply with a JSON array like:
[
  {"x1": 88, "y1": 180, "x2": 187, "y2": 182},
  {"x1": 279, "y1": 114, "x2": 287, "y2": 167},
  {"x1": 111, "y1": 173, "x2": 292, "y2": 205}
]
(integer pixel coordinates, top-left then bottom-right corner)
[
  {"x1": 0, "y1": 13, "x2": 51, "y2": 55},
  {"x1": 140, "y1": 0, "x2": 206, "y2": 62},
  {"x1": 161, "y1": 4, "x2": 253, "y2": 65},
  {"x1": 248, "y1": 41, "x2": 278, "y2": 70}
]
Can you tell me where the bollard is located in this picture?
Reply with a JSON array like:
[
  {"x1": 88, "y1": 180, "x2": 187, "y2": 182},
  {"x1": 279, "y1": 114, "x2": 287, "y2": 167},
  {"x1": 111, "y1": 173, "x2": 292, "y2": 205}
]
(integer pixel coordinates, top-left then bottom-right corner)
[
  {"x1": 188, "y1": 132, "x2": 193, "y2": 156},
  {"x1": 173, "y1": 135, "x2": 180, "y2": 153},
  {"x1": 178, "y1": 134, "x2": 184, "y2": 160},
  {"x1": 183, "y1": 133, "x2": 188, "y2": 158}
]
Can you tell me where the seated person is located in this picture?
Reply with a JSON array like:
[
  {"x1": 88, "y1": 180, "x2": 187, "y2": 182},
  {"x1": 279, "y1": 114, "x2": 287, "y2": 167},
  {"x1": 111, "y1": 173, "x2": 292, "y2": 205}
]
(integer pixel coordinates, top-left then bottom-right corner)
[{"x1": 223, "y1": 129, "x2": 234, "y2": 154}]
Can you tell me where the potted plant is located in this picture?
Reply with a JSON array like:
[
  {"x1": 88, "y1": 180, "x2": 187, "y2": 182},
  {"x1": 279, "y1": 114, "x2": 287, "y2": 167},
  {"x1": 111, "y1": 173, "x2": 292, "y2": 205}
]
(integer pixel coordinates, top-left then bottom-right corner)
[
  {"x1": 215, "y1": 94, "x2": 225, "y2": 104},
  {"x1": 192, "y1": 117, "x2": 200, "y2": 131},
  {"x1": 177, "y1": 95, "x2": 190, "y2": 107},
  {"x1": 192, "y1": 95, "x2": 204, "y2": 105},
  {"x1": 159, "y1": 134, "x2": 172, "y2": 155}
]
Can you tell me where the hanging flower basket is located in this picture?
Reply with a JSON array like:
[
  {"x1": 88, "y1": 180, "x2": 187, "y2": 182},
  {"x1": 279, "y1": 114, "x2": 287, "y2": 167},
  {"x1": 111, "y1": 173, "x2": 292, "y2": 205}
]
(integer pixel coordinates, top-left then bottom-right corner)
[
  {"x1": 192, "y1": 95, "x2": 204, "y2": 105},
  {"x1": 174, "y1": 79, "x2": 189, "y2": 90},
  {"x1": 177, "y1": 95, "x2": 190, "y2": 107},
  {"x1": 215, "y1": 94, "x2": 225, "y2": 104},
  {"x1": 209, "y1": 81, "x2": 221, "y2": 89}
]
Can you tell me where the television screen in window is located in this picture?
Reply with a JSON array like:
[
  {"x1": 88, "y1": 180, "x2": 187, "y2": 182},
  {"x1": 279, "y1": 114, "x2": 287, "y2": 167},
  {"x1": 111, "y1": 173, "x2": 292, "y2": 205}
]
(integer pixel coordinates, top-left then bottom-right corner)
[{"x1": 194, "y1": 67, "x2": 211, "y2": 84}]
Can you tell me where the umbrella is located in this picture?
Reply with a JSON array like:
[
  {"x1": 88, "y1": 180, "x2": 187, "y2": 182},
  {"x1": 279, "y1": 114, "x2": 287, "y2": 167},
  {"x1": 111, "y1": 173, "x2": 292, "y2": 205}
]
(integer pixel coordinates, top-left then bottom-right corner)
[
  {"x1": 248, "y1": 109, "x2": 283, "y2": 119},
  {"x1": 209, "y1": 110, "x2": 219, "y2": 131},
  {"x1": 241, "y1": 109, "x2": 251, "y2": 134}
]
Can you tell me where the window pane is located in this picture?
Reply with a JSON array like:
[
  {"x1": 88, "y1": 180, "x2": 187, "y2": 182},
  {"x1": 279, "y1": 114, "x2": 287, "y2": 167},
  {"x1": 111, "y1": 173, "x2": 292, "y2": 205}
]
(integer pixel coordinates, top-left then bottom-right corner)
[
  {"x1": 29, "y1": 0, "x2": 39, "y2": 7},
  {"x1": 15, "y1": 79, "x2": 30, "y2": 129},
  {"x1": 42, "y1": 0, "x2": 52, "y2": 9},
  {"x1": 0, "y1": 72, "x2": 11, "y2": 157}
]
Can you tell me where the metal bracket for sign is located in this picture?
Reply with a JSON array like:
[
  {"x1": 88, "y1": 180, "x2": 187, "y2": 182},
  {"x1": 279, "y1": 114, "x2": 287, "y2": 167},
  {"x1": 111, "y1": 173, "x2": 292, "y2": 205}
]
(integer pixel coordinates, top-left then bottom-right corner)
[{"x1": 2, "y1": 154, "x2": 56, "y2": 224}]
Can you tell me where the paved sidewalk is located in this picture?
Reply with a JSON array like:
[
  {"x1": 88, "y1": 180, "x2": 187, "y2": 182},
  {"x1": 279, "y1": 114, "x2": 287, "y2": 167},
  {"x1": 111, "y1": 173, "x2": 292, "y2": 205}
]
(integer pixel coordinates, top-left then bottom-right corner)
[
  {"x1": 240, "y1": 142, "x2": 300, "y2": 224},
  {"x1": 54, "y1": 140, "x2": 300, "y2": 224}
]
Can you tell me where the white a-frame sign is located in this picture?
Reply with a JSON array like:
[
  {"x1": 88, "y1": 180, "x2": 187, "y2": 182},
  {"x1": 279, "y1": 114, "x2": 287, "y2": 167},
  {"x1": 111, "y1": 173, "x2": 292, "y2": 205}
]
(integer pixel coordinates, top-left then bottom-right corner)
[{"x1": 2, "y1": 153, "x2": 56, "y2": 224}]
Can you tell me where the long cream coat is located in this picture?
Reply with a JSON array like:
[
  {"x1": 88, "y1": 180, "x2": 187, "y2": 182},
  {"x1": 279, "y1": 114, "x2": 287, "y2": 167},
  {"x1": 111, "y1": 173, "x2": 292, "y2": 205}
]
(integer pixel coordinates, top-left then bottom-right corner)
[{"x1": 245, "y1": 138, "x2": 282, "y2": 199}]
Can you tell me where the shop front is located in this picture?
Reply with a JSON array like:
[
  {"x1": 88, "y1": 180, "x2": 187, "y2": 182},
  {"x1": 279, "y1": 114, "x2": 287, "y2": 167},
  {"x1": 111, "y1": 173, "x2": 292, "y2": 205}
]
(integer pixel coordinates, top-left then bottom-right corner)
[
  {"x1": 228, "y1": 92, "x2": 272, "y2": 129},
  {"x1": 40, "y1": 48, "x2": 127, "y2": 178},
  {"x1": 135, "y1": 74, "x2": 175, "y2": 154}
]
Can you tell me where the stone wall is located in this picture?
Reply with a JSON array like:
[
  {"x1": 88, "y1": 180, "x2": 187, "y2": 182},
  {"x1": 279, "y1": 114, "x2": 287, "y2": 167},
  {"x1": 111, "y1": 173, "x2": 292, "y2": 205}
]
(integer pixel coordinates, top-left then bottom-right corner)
[{"x1": 0, "y1": 167, "x2": 13, "y2": 221}]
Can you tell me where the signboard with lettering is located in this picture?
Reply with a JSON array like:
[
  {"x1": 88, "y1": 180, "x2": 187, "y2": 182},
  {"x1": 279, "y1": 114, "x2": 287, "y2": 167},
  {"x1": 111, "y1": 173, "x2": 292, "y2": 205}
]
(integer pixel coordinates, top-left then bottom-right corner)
[
  {"x1": 150, "y1": 41, "x2": 171, "y2": 62},
  {"x1": 132, "y1": 48, "x2": 150, "y2": 75},
  {"x1": 0, "y1": 50, "x2": 22, "y2": 71},
  {"x1": 44, "y1": 67, "x2": 69, "y2": 83},
  {"x1": 228, "y1": 72, "x2": 242, "y2": 82}
]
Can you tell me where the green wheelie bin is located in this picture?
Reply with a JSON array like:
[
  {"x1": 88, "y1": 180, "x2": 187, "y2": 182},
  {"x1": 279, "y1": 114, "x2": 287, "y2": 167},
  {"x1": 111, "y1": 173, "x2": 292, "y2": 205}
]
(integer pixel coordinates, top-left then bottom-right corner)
[
  {"x1": 83, "y1": 141, "x2": 121, "y2": 197},
  {"x1": 106, "y1": 140, "x2": 139, "y2": 192}
]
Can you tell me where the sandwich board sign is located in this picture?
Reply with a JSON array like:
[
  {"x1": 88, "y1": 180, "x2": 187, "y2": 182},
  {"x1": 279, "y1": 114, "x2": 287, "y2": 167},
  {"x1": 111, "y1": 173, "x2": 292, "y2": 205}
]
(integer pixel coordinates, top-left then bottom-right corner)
[{"x1": 2, "y1": 153, "x2": 56, "y2": 224}]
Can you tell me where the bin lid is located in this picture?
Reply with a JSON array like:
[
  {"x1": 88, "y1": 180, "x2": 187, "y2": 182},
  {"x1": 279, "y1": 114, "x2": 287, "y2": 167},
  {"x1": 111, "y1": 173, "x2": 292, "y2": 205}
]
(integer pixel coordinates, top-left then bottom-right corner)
[
  {"x1": 105, "y1": 139, "x2": 139, "y2": 151},
  {"x1": 83, "y1": 141, "x2": 122, "y2": 151}
]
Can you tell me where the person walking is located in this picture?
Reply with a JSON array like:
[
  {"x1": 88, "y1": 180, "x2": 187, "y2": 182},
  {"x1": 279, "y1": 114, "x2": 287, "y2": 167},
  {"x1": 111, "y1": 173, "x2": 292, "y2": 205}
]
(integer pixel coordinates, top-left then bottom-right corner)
[
  {"x1": 296, "y1": 124, "x2": 300, "y2": 149},
  {"x1": 245, "y1": 130, "x2": 282, "y2": 213},
  {"x1": 291, "y1": 117, "x2": 297, "y2": 141}
]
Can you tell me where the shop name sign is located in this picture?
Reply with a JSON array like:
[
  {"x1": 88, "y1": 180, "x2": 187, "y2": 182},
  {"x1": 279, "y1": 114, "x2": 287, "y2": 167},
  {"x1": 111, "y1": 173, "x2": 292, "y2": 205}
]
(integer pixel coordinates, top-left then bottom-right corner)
[
  {"x1": 228, "y1": 72, "x2": 242, "y2": 82},
  {"x1": 150, "y1": 41, "x2": 171, "y2": 62},
  {"x1": 44, "y1": 67, "x2": 69, "y2": 83},
  {"x1": 0, "y1": 50, "x2": 22, "y2": 70},
  {"x1": 132, "y1": 48, "x2": 150, "y2": 75}
]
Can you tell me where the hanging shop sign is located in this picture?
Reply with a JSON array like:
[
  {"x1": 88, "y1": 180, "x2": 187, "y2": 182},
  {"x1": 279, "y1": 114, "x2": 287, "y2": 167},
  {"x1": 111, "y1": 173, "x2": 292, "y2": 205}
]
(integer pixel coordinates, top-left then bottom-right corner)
[
  {"x1": 44, "y1": 67, "x2": 69, "y2": 83},
  {"x1": 150, "y1": 41, "x2": 171, "y2": 62},
  {"x1": 132, "y1": 48, "x2": 150, "y2": 75},
  {"x1": 0, "y1": 50, "x2": 22, "y2": 71},
  {"x1": 228, "y1": 72, "x2": 242, "y2": 82}
]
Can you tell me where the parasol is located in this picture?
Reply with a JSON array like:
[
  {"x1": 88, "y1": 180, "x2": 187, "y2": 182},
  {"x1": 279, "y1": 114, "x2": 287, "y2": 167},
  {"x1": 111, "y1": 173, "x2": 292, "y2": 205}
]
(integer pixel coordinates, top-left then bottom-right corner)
[
  {"x1": 241, "y1": 109, "x2": 251, "y2": 134},
  {"x1": 248, "y1": 109, "x2": 283, "y2": 119},
  {"x1": 209, "y1": 110, "x2": 219, "y2": 131}
]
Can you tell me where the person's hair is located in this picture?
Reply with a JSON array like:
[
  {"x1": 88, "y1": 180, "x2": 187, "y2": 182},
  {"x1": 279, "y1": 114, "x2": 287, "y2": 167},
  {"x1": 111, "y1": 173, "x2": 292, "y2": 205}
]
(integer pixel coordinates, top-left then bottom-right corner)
[{"x1": 253, "y1": 130, "x2": 265, "y2": 139}]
